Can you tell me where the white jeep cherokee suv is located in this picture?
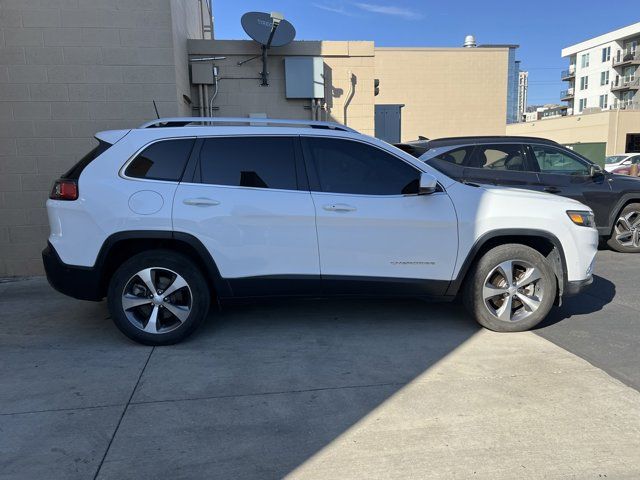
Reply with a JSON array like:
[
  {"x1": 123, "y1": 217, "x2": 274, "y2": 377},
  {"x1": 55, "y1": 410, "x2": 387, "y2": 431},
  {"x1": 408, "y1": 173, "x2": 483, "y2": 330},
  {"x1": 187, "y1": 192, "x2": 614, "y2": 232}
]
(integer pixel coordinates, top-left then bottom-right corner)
[{"x1": 43, "y1": 118, "x2": 598, "y2": 345}]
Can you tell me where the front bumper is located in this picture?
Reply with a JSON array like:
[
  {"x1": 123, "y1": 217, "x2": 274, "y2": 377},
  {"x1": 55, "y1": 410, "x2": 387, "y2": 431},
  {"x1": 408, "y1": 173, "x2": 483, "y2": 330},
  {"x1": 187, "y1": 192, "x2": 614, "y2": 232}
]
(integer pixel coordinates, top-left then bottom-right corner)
[
  {"x1": 42, "y1": 242, "x2": 103, "y2": 301},
  {"x1": 564, "y1": 275, "x2": 593, "y2": 296}
]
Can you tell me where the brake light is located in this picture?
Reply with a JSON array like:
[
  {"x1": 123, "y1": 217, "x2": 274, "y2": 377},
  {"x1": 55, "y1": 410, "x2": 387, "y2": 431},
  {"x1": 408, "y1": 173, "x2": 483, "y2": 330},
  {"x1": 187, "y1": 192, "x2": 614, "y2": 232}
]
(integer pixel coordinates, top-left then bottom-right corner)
[{"x1": 50, "y1": 179, "x2": 78, "y2": 201}]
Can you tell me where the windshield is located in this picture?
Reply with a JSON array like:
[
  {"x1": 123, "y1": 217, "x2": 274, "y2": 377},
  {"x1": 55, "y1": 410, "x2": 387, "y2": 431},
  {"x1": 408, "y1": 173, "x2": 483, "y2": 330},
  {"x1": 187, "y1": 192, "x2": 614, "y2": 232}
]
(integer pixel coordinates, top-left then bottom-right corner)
[{"x1": 606, "y1": 155, "x2": 627, "y2": 164}]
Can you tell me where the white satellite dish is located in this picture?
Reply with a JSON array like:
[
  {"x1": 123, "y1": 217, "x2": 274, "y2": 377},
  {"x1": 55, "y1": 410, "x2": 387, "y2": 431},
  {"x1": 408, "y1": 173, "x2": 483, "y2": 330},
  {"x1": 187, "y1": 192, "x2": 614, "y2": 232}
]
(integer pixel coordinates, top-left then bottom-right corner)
[{"x1": 241, "y1": 11, "x2": 296, "y2": 86}]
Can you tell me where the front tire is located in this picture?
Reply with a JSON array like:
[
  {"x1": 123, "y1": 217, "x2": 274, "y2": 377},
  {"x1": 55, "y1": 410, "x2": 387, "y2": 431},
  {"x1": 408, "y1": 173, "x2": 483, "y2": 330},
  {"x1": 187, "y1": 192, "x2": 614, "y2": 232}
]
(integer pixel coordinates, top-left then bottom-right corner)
[
  {"x1": 607, "y1": 203, "x2": 640, "y2": 253},
  {"x1": 107, "y1": 250, "x2": 211, "y2": 345},
  {"x1": 463, "y1": 244, "x2": 557, "y2": 332}
]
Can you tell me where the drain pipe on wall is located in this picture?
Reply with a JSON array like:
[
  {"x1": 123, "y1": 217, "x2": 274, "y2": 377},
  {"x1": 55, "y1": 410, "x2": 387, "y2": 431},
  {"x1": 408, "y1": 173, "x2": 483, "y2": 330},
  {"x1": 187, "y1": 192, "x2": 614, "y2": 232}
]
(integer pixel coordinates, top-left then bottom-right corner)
[
  {"x1": 198, "y1": 85, "x2": 204, "y2": 118},
  {"x1": 203, "y1": 85, "x2": 209, "y2": 117},
  {"x1": 208, "y1": 67, "x2": 219, "y2": 117},
  {"x1": 343, "y1": 71, "x2": 355, "y2": 126}
]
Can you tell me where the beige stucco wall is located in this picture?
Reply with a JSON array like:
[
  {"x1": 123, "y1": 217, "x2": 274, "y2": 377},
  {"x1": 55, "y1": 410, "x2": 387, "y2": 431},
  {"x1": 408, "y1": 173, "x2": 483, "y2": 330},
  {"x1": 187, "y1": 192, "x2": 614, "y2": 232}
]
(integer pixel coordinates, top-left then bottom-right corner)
[
  {"x1": 505, "y1": 110, "x2": 640, "y2": 154},
  {"x1": 374, "y1": 47, "x2": 510, "y2": 141},
  {"x1": 187, "y1": 40, "x2": 375, "y2": 135}
]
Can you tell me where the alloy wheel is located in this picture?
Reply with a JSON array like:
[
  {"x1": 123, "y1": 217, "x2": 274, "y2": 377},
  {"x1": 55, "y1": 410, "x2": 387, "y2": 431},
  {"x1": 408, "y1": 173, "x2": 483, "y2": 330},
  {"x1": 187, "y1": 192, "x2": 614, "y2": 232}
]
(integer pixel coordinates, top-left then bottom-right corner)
[
  {"x1": 121, "y1": 267, "x2": 192, "y2": 334},
  {"x1": 614, "y1": 210, "x2": 640, "y2": 248},
  {"x1": 482, "y1": 259, "x2": 544, "y2": 322}
]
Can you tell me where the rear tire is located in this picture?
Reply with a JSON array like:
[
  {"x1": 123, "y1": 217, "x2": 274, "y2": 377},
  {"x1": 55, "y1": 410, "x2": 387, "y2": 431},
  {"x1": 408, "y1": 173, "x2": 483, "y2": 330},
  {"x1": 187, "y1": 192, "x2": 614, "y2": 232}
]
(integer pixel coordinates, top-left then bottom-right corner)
[
  {"x1": 107, "y1": 250, "x2": 211, "y2": 345},
  {"x1": 463, "y1": 244, "x2": 557, "y2": 332},
  {"x1": 607, "y1": 203, "x2": 640, "y2": 253}
]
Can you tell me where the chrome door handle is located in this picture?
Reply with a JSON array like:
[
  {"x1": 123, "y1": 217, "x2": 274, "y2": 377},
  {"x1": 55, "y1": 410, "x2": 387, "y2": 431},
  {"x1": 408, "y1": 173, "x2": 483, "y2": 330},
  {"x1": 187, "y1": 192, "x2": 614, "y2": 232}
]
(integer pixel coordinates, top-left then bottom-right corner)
[
  {"x1": 323, "y1": 203, "x2": 357, "y2": 212},
  {"x1": 183, "y1": 197, "x2": 220, "y2": 207}
]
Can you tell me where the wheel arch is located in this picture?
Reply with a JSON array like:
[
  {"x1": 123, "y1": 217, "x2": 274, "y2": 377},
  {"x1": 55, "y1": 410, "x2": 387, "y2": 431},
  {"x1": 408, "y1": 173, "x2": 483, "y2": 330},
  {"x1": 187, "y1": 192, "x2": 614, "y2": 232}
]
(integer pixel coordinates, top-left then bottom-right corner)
[
  {"x1": 447, "y1": 229, "x2": 567, "y2": 299},
  {"x1": 95, "y1": 230, "x2": 230, "y2": 299},
  {"x1": 606, "y1": 195, "x2": 640, "y2": 236}
]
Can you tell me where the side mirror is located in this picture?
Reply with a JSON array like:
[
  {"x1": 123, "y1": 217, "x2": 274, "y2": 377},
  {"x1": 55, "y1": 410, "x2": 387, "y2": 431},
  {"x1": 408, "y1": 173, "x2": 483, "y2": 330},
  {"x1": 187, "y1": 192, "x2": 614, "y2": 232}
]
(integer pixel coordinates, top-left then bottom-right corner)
[
  {"x1": 418, "y1": 172, "x2": 438, "y2": 195},
  {"x1": 589, "y1": 164, "x2": 603, "y2": 177}
]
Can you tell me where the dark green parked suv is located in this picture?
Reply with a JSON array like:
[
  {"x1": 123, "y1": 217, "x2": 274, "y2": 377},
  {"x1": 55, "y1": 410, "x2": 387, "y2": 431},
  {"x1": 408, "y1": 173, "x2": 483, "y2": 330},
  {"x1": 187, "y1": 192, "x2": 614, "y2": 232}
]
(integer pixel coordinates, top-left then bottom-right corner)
[{"x1": 398, "y1": 136, "x2": 640, "y2": 253}]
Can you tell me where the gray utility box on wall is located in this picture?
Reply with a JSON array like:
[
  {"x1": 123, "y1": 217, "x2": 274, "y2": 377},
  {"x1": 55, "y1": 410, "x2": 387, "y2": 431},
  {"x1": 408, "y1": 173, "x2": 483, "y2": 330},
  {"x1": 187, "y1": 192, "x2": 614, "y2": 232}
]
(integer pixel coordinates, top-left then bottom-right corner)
[
  {"x1": 191, "y1": 63, "x2": 214, "y2": 85},
  {"x1": 284, "y1": 57, "x2": 324, "y2": 99},
  {"x1": 375, "y1": 104, "x2": 404, "y2": 144}
]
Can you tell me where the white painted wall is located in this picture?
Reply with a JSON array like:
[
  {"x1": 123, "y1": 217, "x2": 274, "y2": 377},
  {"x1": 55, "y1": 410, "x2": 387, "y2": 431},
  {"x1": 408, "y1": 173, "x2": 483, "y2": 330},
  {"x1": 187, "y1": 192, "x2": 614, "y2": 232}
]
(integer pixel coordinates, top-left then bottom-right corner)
[{"x1": 572, "y1": 40, "x2": 618, "y2": 113}]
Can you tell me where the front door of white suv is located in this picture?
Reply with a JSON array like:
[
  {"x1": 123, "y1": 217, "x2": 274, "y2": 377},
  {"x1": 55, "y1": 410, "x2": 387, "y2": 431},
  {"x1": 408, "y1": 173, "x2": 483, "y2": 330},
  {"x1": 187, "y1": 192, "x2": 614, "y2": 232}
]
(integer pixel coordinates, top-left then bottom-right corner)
[
  {"x1": 301, "y1": 136, "x2": 458, "y2": 296},
  {"x1": 172, "y1": 135, "x2": 320, "y2": 296}
]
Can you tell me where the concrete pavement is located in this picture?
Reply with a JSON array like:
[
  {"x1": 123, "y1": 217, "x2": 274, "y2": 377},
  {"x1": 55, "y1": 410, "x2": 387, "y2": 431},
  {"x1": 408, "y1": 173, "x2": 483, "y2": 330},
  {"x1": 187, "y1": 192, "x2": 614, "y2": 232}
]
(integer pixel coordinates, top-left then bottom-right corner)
[{"x1": 1, "y1": 253, "x2": 640, "y2": 479}]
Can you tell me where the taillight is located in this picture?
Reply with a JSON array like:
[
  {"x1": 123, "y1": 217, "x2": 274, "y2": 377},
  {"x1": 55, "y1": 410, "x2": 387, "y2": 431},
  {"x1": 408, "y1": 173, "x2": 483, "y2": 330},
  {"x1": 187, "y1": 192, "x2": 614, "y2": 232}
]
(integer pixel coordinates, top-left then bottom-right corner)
[{"x1": 50, "y1": 179, "x2": 78, "y2": 201}]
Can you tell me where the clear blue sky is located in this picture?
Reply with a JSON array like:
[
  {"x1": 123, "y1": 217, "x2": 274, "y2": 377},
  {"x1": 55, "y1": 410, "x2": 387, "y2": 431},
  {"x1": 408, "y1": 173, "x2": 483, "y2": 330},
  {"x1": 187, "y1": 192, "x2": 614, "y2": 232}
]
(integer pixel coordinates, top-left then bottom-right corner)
[{"x1": 212, "y1": 1, "x2": 639, "y2": 106}]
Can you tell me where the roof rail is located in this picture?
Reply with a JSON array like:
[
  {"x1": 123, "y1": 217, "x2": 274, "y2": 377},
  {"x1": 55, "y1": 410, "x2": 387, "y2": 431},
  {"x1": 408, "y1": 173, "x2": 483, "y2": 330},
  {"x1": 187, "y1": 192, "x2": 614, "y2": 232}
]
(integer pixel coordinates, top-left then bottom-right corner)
[
  {"x1": 138, "y1": 117, "x2": 358, "y2": 133},
  {"x1": 425, "y1": 135, "x2": 560, "y2": 149}
]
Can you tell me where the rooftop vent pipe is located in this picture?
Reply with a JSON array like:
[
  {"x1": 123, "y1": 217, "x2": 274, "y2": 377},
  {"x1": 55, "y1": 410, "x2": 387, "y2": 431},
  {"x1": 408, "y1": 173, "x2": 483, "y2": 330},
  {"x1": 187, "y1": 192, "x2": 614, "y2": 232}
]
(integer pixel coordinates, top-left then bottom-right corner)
[{"x1": 463, "y1": 35, "x2": 477, "y2": 48}]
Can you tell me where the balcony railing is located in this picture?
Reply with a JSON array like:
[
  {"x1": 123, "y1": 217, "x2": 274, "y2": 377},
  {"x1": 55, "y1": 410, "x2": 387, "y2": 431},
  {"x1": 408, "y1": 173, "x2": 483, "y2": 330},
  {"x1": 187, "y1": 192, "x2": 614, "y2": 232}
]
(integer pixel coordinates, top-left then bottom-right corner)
[
  {"x1": 611, "y1": 75, "x2": 640, "y2": 91},
  {"x1": 610, "y1": 100, "x2": 640, "y2": 111},
  {"x1": 613, "y1": 49, "x2": 640, "y2": 67},
  {"x1": 560, "y1": 88, "x2": 575, "y2": 100},
  {"x1": 561, "y1": 66, "x2": 576, "y2": 80}
]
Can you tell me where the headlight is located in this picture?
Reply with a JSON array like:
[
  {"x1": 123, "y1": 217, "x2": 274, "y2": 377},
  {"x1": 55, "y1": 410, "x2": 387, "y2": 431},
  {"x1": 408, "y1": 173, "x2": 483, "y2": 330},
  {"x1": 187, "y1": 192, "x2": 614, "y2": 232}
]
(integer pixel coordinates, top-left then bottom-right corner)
[{"x1": 567, "y1": 210, "x2": 595, "y2": 227}]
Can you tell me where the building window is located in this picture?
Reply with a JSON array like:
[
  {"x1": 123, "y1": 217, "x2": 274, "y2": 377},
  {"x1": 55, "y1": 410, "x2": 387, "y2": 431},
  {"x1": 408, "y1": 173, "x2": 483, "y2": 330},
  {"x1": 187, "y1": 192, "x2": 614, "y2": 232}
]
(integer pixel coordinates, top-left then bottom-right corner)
[
  {"x1": 600, "y1": 71, "x2": 609, "y2": 86},
  {"x1": 602, "y1": 46, "x2": 611, "y2": 62},
  {"x1": 579, "y1": 98, "x2": 587, "y2": 112},
  {"x1": 580, "y1": 75, "x2": 589, "y2": 90},
  {"x1": 581, "y1": 53, "x2": 590, "y2": 68},
  {"x1": 599, "y1": 95, "x2": 608, "y2": 109}
]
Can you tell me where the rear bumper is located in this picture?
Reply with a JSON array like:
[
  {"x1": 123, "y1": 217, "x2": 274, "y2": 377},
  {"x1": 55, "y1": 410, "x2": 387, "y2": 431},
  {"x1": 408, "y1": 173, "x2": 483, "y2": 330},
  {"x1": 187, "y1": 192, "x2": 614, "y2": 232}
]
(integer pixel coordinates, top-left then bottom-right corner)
[
  {"x1": 42, "y1": 242, "x2": 103, "y2": 301},
  {"x1": 564, "y1": 275, "x2": 593, "y2": 296}
]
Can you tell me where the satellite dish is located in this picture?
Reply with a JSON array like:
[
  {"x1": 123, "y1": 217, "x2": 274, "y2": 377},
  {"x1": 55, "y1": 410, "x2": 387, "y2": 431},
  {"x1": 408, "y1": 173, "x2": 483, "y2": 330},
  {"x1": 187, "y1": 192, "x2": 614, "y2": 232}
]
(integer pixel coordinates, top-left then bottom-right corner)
[
  {"x1": 241, "y1": 12, "x2": 296, "y2": 47},
  {"x1": 240, "y1": 11, "x2": 296, "y2": 86}
]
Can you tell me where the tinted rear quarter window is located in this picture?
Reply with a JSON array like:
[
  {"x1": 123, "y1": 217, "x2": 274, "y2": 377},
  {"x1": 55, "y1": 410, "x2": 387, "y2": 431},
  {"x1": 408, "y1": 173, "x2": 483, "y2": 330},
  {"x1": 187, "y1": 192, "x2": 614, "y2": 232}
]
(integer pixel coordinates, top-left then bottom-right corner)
[
  {"x1": 125, "y1": 138, "x2": 195, "y2": 181},
  {"x1": 305, "y1": 137, "x2": 419, "y2": 195},
  {"x1": 198, "y1": 136, "x2": 298, "y2": 190}
]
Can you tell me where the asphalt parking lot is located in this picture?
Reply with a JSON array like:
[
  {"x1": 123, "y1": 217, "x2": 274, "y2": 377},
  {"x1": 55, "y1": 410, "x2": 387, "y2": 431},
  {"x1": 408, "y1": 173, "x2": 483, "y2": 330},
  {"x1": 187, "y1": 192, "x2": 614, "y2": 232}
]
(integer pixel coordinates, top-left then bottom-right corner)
[{"x1": 1, "y1": 250, "x2": 640, "y2": 479}]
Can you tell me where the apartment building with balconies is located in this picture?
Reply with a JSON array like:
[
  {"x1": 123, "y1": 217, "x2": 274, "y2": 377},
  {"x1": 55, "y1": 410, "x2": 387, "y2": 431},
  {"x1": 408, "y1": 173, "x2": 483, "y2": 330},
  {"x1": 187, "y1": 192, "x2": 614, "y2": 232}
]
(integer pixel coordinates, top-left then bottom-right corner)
[{"x1": 561, "y1": 22, "x2": 640, "y2": 115}]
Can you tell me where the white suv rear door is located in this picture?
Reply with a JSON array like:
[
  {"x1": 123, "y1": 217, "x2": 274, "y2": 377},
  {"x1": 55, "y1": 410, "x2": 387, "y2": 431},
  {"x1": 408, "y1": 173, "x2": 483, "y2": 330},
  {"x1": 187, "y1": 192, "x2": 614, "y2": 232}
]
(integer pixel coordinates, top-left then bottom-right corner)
[
  {"x1": 172, "y1": 135, "x2": 320, "y2": 295},
  {"x1": 301, "y1": 136, "x2": 458, "y2": 296}
]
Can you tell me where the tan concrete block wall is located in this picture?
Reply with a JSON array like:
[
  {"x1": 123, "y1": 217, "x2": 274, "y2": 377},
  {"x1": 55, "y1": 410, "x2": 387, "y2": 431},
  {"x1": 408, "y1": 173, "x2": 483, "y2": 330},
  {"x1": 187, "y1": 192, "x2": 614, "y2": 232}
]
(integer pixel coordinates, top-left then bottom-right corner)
[
  {"x1": 505, "y1": 110, "x2": 640, "y2": 155},
  {"x1": 506, "y1": 111, "x2": 611, "y2": 149},
  {"x1": 0, "y1": 0, "x2": 199, "y2": 277},
  {"x1": 188, "y1": 40, "x2": 375, "y2": 136},
  {"x1": 374, "y1": 48, "x2": 509, "y2": 141}
]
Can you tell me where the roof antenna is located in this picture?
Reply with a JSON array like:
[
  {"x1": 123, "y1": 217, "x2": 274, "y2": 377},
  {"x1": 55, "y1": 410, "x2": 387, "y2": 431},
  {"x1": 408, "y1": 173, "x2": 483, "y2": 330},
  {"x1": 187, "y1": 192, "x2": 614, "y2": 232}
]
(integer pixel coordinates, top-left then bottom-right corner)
[{"x1": 152, "y1": 100, "x2": 160, "y2": 119}]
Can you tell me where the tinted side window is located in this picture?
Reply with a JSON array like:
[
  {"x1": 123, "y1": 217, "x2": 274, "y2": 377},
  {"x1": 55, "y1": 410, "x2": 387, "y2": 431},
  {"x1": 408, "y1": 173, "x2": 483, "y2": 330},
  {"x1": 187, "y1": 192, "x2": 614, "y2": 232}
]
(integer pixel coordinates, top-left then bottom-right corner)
[
  {"x1": 199, "y1": 137, "x2": 298, "y2": 190},
  {"x1": 432, "y1": 147, "x2": 474, "y2": 165},
  {"x1": 125, "y1": 138, "x2": 195, "y2": 181},
  {"x1": 469, "y1": 144, "x2": 528, "y2": 171},
  {"x1": 531, "y1": 145, "x2": 590, "y2": 175},
  {"x1": 305, "y1": 138, "x2": 420, "y2": 195}
]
